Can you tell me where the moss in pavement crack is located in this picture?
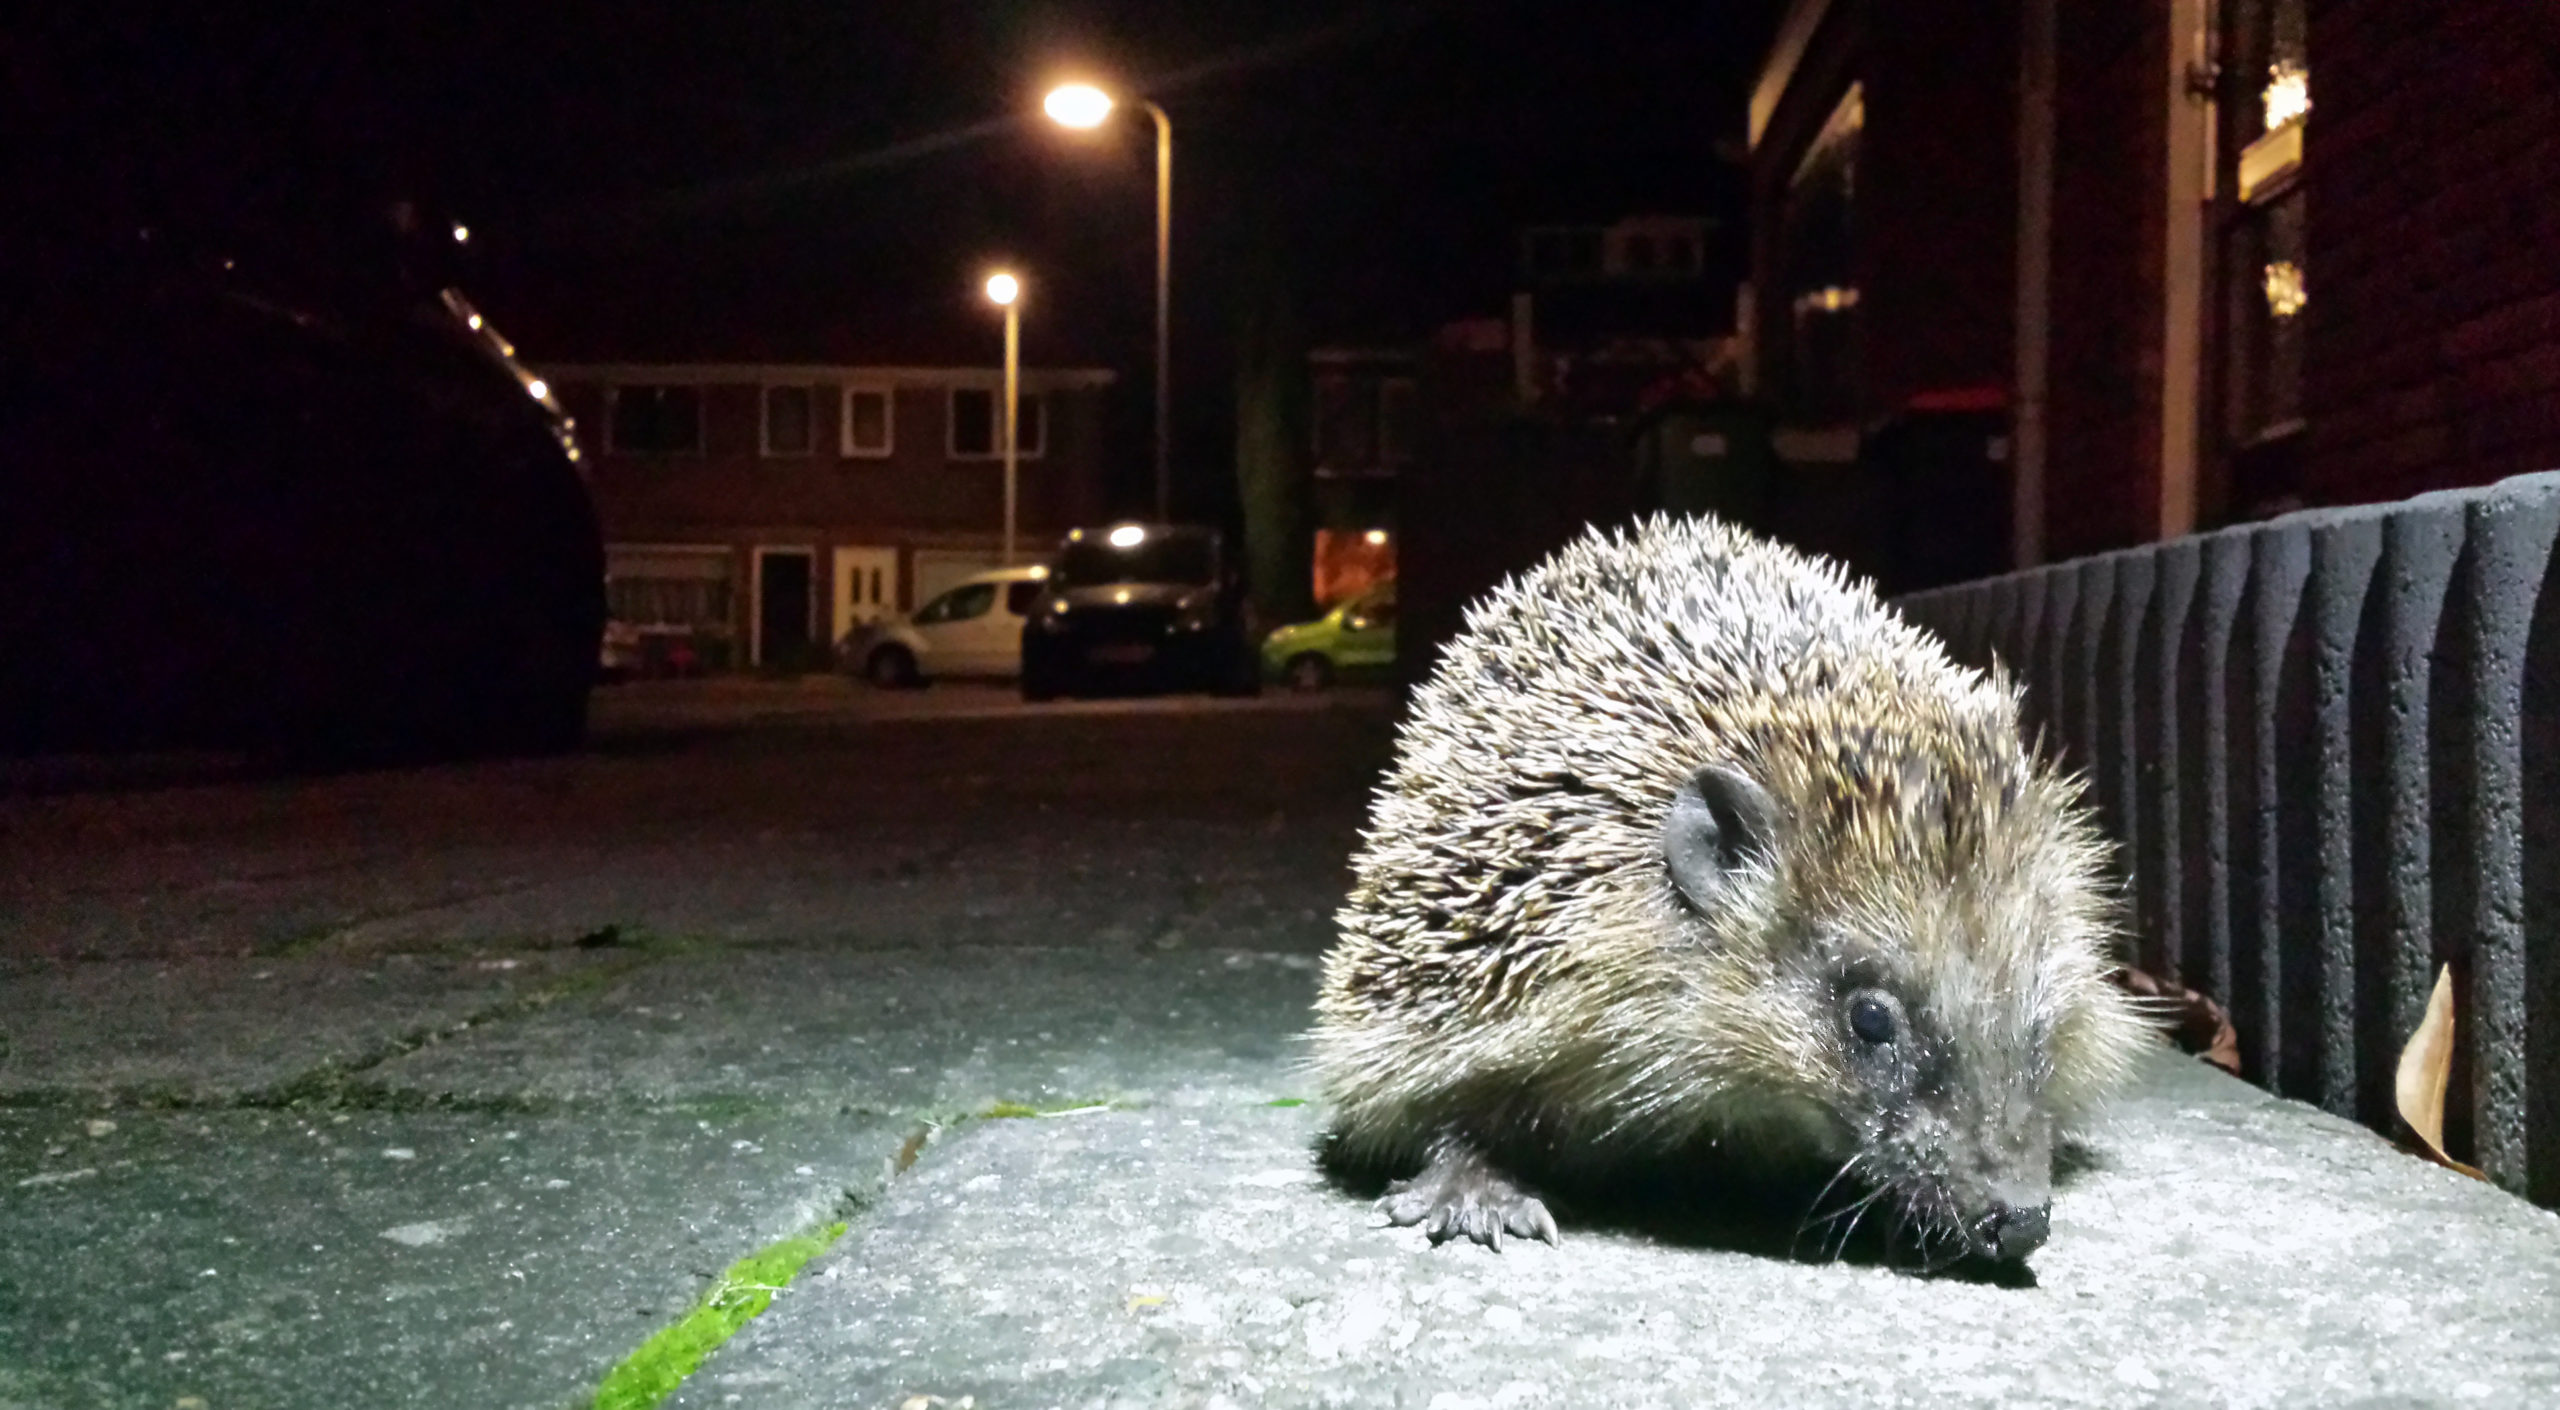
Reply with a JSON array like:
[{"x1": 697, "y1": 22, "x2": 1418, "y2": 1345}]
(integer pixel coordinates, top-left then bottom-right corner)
[
  {"x1": 980, "y1": 1097, "x2": 1118, "y2": 1120},
  {"x1": 588, "y1": 1220, "x2": 848, "y2": 1410}
]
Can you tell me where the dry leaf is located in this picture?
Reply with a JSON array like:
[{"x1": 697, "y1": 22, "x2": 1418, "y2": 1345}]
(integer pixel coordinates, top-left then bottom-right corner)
[
  {"x1": 2112, "y1": 967, "x2": 2241, "y2": 1074},
  {"x1": 2394, "y1": 965, "x2": 2486, "y2": 1181}
]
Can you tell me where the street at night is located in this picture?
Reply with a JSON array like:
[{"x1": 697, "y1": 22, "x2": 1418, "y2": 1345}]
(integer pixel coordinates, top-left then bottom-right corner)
[{"x1": 10, "y1": 0, "x2": 2560, "y2": 1404}]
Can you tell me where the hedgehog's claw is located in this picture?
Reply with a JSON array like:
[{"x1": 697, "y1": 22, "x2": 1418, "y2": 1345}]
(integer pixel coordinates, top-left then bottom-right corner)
[{"x1": 1375, "y1": 1144, "x2": 1558, "y2": 1251}]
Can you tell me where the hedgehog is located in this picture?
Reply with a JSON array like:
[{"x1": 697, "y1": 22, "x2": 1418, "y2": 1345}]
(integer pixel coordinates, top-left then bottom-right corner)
[{"x1": 1312, "y1": 515, "x2": 2157, "y2": 1265}]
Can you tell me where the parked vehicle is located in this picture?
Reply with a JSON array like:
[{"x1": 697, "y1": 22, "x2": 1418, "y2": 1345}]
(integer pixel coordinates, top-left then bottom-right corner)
[
  {"x1": 597, "y1": 618, "x2": 644, "y2": 683},
  {"x1": 1019, "y1": 524, "x2": 1260, "y2": 700},
  {"x1": 1260, "y1": 582, "x2": 1397, "y2": 690},
  {"x1": 842, "y1": 565, "x2": 1049, "y2": 687},
  {"x1": 0, "y1": 214, "x2": 605, "y2": 760}
]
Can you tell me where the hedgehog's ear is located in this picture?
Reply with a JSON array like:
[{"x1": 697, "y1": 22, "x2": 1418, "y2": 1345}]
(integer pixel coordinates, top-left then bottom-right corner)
[{"x1": 1664, "y1": 763, "x2": 1781, "y2": 915}]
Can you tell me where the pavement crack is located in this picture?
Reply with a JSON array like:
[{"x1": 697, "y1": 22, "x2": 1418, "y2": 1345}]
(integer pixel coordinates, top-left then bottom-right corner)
[
  {"x1": 581, "y1": 1117, "x2": 942, "y2": 1410},
  {"x1": 0, "y1": 951, "x2": 670, "y2": 1115}
]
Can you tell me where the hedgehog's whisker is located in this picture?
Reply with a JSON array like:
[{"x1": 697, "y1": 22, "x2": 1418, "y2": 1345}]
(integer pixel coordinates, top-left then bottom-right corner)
[
  {"x1": 1790, "y1": 1152, "x2": 1873, "y2": 1260},
  {"x1": 1821, "y1": 1182, "x2": 1892, "y2": 1263}
]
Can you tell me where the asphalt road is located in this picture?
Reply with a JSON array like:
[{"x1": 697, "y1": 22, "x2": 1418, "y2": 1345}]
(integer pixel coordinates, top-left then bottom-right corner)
[
  {"x1": 0, "y1": 679, "x2": 1398, "y2": 965},
  {"x1": 5, "y1": 679, "x2": 2558, "y2": 1409}
]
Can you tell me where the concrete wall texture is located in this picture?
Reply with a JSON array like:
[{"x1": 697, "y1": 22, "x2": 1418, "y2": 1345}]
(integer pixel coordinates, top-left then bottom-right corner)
[{"x1": 1897, "y1": 470, "x2": 2560, "y2": 1210}]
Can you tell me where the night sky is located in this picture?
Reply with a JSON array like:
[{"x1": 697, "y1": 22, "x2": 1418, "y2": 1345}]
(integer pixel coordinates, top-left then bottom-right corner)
[{"x1": 14, "y1": 1, "x2": 1774, "y2": 477}]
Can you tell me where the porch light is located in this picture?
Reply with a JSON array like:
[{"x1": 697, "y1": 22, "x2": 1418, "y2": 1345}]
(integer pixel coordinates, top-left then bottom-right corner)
[{"x1": 2264, "y1": 62, "x2": 2310, "y2": 131}]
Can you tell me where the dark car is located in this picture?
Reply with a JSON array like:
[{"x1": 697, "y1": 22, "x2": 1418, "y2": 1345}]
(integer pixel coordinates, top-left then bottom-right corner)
[
  {"x1": 0, "y1": 211, "x2": 605, "y2": 760},
  {"x1": 1019, "y1": 524, "x2": 1261, "y2": 700}
]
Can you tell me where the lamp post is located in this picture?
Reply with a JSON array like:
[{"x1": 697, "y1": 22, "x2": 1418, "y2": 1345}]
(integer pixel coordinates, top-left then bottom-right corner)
[
  {"x1": 985, "y1": 271, "x2": 1022, "y2": 565},
  {"x1": 1044, "y1": 82, "x2": 1172, "y2": 524}
]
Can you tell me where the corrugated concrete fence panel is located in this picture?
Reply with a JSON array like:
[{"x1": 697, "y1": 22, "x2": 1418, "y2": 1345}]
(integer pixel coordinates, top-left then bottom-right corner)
[
  {"x1": 1886, "y1": 471, "x2": 2560, "y2": 1207},
  {"x1": 2368, "y1": 497, "x2": 2464, "y2": 1132},
  {"x1": 2243, "y1": 518, "x2": 2312, "y2": 1095},
  {"x1": 2142, "y1": 541, "x2": 2200, "y2": 988},
  {"x1": 2109, "y1": 552, "x2": 2155, "y2": 961},
  {"x1": 2459, "y1": 477, "x2": 2560, "y2": 1196},
  {"x1": 2299, "y1": 508, "x2": 2387, "y2": 1118},
  {"x1": 2187, "y1": 530, "x2": 2254, "y2": 1009}
]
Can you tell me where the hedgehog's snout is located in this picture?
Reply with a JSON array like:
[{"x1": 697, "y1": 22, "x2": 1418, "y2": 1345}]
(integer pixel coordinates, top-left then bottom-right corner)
[{"x1": 1971, "y1": 1197, "x2": 2051, "y2": 1262}]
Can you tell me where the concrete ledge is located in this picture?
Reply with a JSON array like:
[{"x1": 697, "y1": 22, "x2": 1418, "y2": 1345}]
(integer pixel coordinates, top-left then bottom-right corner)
[{"x1": 676, "y1": 1048, "x2": 2560, "y2": 1408}]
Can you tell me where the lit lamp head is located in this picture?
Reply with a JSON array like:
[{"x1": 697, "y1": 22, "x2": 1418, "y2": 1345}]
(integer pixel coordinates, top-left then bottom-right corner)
[
  {"x1": 985, "y1": 272, "x2": 1021, "y2": 307},
  {"x1": 1043, "y1": 83, "x2": 1115, "y2": 129}
]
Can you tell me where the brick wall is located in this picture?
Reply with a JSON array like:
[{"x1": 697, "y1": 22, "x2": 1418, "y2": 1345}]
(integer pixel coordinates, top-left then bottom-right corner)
[
  {"x1": 1858, "y1": 0, "x2": 2020, "y2": 415},
  {"x1": 2042, "y1": 1, "x2": 2167, "y2": 560},
  {"x1": 557, "y1": 377, "x2": 1111, "y2": 550},
  {"x1": 2304, "y1": 2, "x2": 2560, "y2": 507}
]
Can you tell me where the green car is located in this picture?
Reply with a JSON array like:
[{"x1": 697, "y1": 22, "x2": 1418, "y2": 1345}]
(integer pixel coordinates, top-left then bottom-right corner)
[{"x1": 1261, "y1": 583, "x2": 1397, "y2": 690}]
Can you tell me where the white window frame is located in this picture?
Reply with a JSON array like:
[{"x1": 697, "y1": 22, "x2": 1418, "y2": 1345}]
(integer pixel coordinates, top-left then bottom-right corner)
[
  {"x1": 603, "y1": 383, "x2": 706, "y2": 457},
  {"x1": 945, "y1": 387, "x2": 1046, "y2": 461},
  {"x1": 760, "y1": 384, "x2": 816, "y2": 458},
  {"x1": 840, "y1": 385, "x2": 895, "y2": 459}
]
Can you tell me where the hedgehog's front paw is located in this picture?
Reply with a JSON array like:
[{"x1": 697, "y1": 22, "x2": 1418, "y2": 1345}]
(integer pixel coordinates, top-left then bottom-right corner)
[{"x1": 1375, "y1": 1145, "x2": 1559, "y2": 1251}]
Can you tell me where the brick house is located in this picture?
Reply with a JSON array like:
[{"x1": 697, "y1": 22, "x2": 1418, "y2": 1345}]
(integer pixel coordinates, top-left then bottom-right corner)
[
  {"x1": 543, "y1": 361, "x2": 1116, "y2": 669},
  {"x1": 1748, "y1": 0, "x2": 2560, "y2": 567}
]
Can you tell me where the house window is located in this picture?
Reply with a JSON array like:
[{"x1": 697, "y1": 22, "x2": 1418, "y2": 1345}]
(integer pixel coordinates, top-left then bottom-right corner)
[
  {"x1": 947, "y1": 388, "x2": 1045, "y2": 459},
  {"x1": 2214, "y1": 0, "x2": 2310, "y2": 512},
  {"x1": 1777, "y1": 84, "x2": 1863, "y2": 425},
  {"x1": 605, "y1": 547, "x2": 733, "y2": 634},
  {"x1": 607, "y1": 385, "x2": 704, "y2": 455},
  {"x1": 842, "y1": 387, "x2": 893, "y2": 457},
  {"x1": 762, "y1": 385, "x2": 813, "y2": 457}
]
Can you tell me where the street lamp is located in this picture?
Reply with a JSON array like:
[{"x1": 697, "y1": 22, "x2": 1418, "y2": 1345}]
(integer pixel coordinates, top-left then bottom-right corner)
[
  {"x1": 985, "y1": 271, "x2": 1023, "y2": 565},
  {"x1": 1044, "y1": 81, "x2": 1173, "y2": 524}
]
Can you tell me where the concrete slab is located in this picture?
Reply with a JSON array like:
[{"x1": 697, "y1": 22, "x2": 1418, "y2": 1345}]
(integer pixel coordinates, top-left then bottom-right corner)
[
  {"x1": 0, "y1": 1104, "x2": 902, "y2": 1410},
  {"x1": 373, "y1": 946, "x2": 1324, "y2": 1117},
  {"x1": 674, "y1": 1050, "x2": 2560, "y2": 1409},
  {"x1": 0, "y1": 951, "x2": 619, "y2": 1101}
]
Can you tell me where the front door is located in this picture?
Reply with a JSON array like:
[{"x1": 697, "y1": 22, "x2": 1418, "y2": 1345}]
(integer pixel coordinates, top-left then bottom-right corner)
[
  {"x1": 832, "y1": 545, "x2": 898, "y2": 648},
  {"x1": 755, "y1": 548, "x2": 815, "y2": 667}
]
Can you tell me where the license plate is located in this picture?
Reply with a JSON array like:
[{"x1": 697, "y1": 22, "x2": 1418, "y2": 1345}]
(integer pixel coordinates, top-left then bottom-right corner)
[{"x1": 1088, "y1": 643, "x2": 1156, "y2": 665}]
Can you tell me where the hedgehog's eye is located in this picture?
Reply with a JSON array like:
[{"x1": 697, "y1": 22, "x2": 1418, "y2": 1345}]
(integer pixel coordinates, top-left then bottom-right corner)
[{"x1": 1848, "y1": 993, "x2": 1898, "y2": 1045}]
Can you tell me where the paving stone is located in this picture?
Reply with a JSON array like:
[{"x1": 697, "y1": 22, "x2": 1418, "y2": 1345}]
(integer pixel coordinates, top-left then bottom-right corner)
[
  {"x1": 373, "y1": 946, "x2": 1324, "y2": 1117},
  {"x1": 0, "y1": 951, "x2": 615, "y2": 1100},
  {"x1": 0, "y1": 1104, "x2": 901, "y2": 1410}
]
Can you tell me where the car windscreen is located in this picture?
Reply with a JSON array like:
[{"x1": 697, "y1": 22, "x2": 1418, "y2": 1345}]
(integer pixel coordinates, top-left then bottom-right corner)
[{"x1": 1054, "y1": 536, "x2": 1215, "y2": 587}]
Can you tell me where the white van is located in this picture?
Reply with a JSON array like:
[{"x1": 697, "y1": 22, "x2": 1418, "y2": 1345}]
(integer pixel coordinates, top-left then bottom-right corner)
[{"x1": 840, "y1": 564, "x2": 1049, "y2": 687}]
